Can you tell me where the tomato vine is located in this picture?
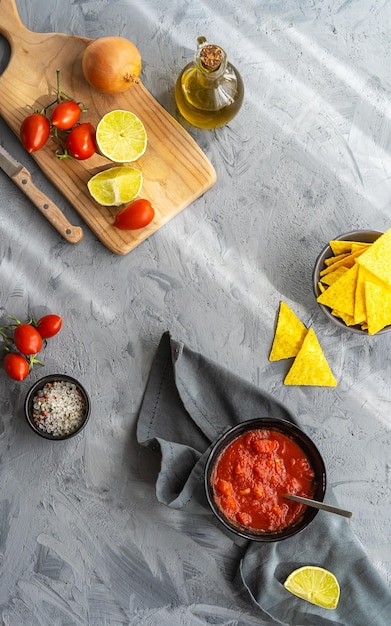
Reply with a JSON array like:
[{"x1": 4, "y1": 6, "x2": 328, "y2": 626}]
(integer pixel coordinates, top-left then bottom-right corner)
[
  {"x1": 0, "y1": 313, "x2": 62, "y2": 381},
  {"x1": 20, "y1": 70, "x2": 95, "y2": 160}
]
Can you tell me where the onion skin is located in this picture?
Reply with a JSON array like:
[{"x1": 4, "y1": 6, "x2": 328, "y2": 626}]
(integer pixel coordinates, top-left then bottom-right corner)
[{"x1": 82, "y1": 36, "x2": 142, "y2": 94}]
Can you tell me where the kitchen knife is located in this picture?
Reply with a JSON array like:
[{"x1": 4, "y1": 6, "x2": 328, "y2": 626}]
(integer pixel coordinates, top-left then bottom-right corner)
[{"x1": 0, "y1": 143, "x2": 83, "y2": 244}]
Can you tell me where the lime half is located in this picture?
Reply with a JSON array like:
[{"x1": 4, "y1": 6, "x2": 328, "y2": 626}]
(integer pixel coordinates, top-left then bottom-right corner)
[
  {"x1": 87, "y1": 166, "x2": 143, "y2": 206},
  {"x1": 96, "y1": 110, "x2": 147, "y2": 163},
  {"x1": 284, "y1": 566, "x2": 340, "y2": 610}
]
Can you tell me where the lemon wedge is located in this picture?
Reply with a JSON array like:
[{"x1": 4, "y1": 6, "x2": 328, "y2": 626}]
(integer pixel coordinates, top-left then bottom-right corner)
[
  {"x1": 87, "y1": 166, "x2": 143, "y2": 206},
  {"x1": 96, "y1": 110, "x2": 147, "y2": 163},
  {"x1": 284, "y1": 566, "x2": 340, "y2": 610}
]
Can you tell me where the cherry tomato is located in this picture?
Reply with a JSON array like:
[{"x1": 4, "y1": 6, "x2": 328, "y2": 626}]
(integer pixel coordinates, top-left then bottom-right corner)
[
  {"x1": 36, "y1": 314, "x2": 62, "y2": 339},
  {"x1": 20, "y1": 113, "x2": 51, "y2": 153},
  {"x1": 113, "y1": 199, "x2": 155, "y2": 230},
  {"x1": 3, "y1": 353, "x2": 29, "y2": 381},
  {"x1": 14, "y1": 324, "x2": 43, "y2": 356},
  {"x1": 51, "y1": 100, "x2": 81, "y2": 130},
  {"x1": 66, "y1": 123, "x2": 96, "y2": 160}
]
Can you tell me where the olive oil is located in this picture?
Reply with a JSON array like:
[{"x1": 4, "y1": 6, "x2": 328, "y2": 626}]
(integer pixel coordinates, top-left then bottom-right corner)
[{"x1": 175, "y1": 37, "x2": 244, "y2": 130}]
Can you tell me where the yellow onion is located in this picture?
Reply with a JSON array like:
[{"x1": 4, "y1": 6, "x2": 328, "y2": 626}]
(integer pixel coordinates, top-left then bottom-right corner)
[{"x1": 82, "y1": 36, "x2": 142, "y2": 94}]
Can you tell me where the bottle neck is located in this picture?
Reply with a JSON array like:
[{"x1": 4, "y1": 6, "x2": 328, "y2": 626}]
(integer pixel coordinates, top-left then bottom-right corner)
[{"x1": 195, "y1": 42, "x2": 227, "y2": 79}]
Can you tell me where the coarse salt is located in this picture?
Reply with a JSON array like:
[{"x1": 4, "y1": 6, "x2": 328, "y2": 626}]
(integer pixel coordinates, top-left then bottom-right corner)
[{"x1": 32, "y1": 380, "x2": 86, "y2": 437}]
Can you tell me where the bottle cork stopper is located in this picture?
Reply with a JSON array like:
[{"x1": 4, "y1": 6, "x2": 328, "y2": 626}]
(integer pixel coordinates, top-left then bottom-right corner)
[{"x1": 200, "y1": 45, "x2": 223, "y2": 70}]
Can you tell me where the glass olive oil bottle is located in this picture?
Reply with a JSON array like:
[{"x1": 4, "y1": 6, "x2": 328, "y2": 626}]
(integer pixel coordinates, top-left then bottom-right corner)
[{"x1": 175, "y1": 37, "x2": 244, "y2": 129}]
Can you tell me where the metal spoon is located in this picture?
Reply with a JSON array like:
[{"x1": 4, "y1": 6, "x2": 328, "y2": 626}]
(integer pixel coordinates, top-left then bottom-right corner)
[{"x1": 283, "y1": 494, "x2": 353, "y2": 518}]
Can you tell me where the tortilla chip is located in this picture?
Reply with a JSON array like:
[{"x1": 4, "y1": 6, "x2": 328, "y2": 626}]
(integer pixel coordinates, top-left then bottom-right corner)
[
  {"x1": 365, "y1": 281, "x2": 391, "y2": 334},
  {"x1": 320, "y1": 265, "x2": 349, "y2": 286},
  {"x1": 329, "y1": 240, "x2": 354, "y2": 255},
  {"x1": 269, "y1": 302, "x2": 308, "y2": 361},
  {"x1": 324, "y1": 252, "x2": 350, "y2": 266},
  {"x1": 331, "y1": 309, "x2": 356, "y2": 326},
  {"x1": 353, "y1": 276, "x2": 367, "y2": 324},
  {"x1": 353, "y1": 265, "x2": 385, "y2": 324},
  {"x1": 329, "y1": 240, "x2": 371, "y2": 255},
  {"x1": 351, "y1": 242, "x2": 371, "y2": 252},
  {"x1": 317, "y1": 264, "x2": 359, "y2": 316},
  {"x1": 284, "y1": 328, "x2": 337, "y2": 386},
  {"x1": 356, "y1": 229, "x2": 391, "y2": 287},
  {"x1": 319, "y1": 249, "x2": 364, "y2": 276}
]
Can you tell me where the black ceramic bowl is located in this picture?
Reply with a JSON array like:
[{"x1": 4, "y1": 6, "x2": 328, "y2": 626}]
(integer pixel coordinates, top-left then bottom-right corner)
[
  {"x1": 24, "y1": 374, "x2": 90, "y2": 440},
  {"x1": 205, "y1": 418, "x2": 326, "y2": 542},
  {"x1": 313, "y1": 230, "x2": 388, "y2": 334}
]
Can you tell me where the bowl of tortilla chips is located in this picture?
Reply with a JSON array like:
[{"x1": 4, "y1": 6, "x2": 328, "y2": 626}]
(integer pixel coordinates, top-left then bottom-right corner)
[{"x1": 313, "y1": 229, "x2": 391, "y2": 335}]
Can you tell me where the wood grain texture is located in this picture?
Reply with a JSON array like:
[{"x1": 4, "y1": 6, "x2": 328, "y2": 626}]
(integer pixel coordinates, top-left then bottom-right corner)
[{"x1": 0, "y1": 0, "x2": 216, "y2": 254}]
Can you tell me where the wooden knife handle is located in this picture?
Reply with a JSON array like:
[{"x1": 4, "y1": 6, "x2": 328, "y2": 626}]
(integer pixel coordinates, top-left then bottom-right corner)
[{"x1": 12, "y1": 167, "x2": 83, "y2": 244}]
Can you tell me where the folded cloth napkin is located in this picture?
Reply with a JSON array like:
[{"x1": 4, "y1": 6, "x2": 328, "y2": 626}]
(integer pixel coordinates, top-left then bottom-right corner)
[{"x1": 137, "y1": 332, "x2": 391, "y2": 626}]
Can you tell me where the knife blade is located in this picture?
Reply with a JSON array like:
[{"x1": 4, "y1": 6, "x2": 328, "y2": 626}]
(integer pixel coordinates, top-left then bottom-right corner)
[{"x1": 0, "y1": 143, "x2": 83, "y2": 244}]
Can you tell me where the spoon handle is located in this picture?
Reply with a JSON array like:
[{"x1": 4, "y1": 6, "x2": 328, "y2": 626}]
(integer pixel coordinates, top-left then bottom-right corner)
[{"x1": 283, "y1": 494, "x2": 353, "y2": 518}]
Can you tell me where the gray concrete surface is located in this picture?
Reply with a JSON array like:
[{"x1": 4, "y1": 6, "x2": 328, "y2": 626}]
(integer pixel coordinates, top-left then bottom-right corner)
[{"x1": 0, "y1": 0, "x2": 390, "y2": 624}]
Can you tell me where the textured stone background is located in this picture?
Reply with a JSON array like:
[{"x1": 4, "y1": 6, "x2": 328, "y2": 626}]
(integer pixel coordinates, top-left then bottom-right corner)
[{"x1": 0, "y1": 0, "x2": 390, "y2": 624}]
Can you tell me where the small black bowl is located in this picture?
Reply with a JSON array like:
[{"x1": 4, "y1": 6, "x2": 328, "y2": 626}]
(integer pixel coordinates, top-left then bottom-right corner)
[
  {"x1": 205, "y1": 418, "x2": 326, "y2": 542},
  {"x1": 24, "y1": 374, "x2": 90, "y2": 440},
  {"x1": 313, "y1": 230, "x2": 388, "y2": 334}
]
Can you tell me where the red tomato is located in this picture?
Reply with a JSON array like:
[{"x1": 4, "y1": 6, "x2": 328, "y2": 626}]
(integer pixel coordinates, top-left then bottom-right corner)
[
  {"x1": 20, "y1": 113, "x2": 51, "y2": 153},
  {"x1": 36, "y1": 314, "x2": 62, "y2": 338},
  {"x1": 51, "y1": 100, "x2": 81, "y2": 130},
  {"x1": 113, "y1": 199, "x2": 155, "y2": 230},
  {"x1": 3, "y1": 353, "x2": 29, "y2": 381},
  {"x1": 66, "y1": 123, "x2": 96, "y2": 160},
  {"x1": 14, "y1": 324, "x2": 43, "y2": 355}
]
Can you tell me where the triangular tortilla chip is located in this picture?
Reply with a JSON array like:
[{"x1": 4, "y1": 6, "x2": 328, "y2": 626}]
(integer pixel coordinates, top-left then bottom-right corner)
[
  {"x1": 320, "y1": 249, "x2": 364, "y2": 276},
  {"x1": 284, "y1": 328, "x2": 337, "y2": 386},
  {"x1": 320, "y1": 265, "x2": 349, "y2": 286},
  {"x1": 351, "y1": 242, "x2": 371, "y2": 252},
  {"x1": 353, "y1": 266, "x2": 368, "y2": 324},
  {"x1": 324, "y1": 252, "x2": 350, "y2": 266},
  {"x1": 357, "y1": 229, "x2": 391, "y2": 287},
  {"x1": 317, "y1": 263, "x2": 359, "y2": 316},
  {"x1": 353, "y1": 265, "x2": 387, "y2": 325},
  {"x1": 365, "y1": 281, "x2": 391, "y2": 334},
  {"x1": 329, "y1": 240, "x2": 371, "y2": 255},
  {"x1": 329, "y1": 240, "x2": 354, "y2": 255},
  {"x1": 331, "y1": 309, "x2": 356, "y2": 326},
  {"x1": 269, "y1": 302, "x2": 308, "y2": 361}
]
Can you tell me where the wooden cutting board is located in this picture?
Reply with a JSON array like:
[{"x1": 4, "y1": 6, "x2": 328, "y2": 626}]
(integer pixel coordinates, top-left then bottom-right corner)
[{"x1": 0, "y1": 0, "x2": 216, "y2": 254}]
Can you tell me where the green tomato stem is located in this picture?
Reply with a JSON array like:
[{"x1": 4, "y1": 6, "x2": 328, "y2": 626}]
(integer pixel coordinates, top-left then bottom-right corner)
[{"x1": 29, "y1": 354, "x2": 45, "y2": 369}]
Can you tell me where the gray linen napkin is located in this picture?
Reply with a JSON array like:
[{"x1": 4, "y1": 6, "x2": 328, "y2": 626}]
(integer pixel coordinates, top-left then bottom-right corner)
[{"x1": 137, "y1": 332, "x2": 391, "y2": 626}]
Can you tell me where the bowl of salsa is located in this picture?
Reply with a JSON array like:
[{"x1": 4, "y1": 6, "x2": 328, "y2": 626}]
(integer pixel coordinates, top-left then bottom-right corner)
[{"x1": 205, "y1": 418, "x2": 326, "y2": 541}]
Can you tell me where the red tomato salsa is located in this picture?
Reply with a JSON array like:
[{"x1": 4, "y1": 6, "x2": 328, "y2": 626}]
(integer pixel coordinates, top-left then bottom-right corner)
[{"x1": 211, "y1": 428, "x2": 316, "y2": 533}]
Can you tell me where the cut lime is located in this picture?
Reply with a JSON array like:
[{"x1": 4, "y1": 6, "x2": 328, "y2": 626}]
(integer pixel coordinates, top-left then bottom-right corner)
[
  {"x1": 96, "y1": 110, "x2": 147, "y2": 163},
  {"x1": 87, "y1": 166, "x2": 143, "y2": 206},
  {"x1": 284, "y1": 566, "x2": 340, "y2": 610}
]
